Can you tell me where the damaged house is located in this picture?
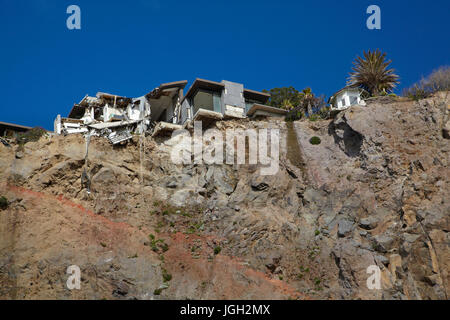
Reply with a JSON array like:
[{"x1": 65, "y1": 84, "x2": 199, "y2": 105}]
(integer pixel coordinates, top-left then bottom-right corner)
[
  {"x1": 54, "y1": 78, "x2": 284, "y2": 143},
  {"x1": 54, "y1": 81, "x2": 187, "y2": 144}
]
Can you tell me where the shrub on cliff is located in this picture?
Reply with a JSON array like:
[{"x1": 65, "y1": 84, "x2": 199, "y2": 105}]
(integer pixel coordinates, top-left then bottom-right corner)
[
  {"x1": 403, "y1": 66, "x2": 450, "y2": 100},
  {"x1": 16, "y1": 127, "x2": 47, "y2": 146},
  {"x1": 0, "y1": 196, "x2": 8, "y2": 210},
  {"x1": 309, "y1": 136, "x2": 321, "y2": 145}
]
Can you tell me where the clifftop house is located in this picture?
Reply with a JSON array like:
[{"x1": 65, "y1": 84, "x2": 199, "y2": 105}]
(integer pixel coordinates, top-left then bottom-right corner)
[
  {"x1": 328, "y1": 86, "x2": 368, "y2": 112},
  {"x1": 54, "y1": 79, "x2": 286, "y2": 144},
  {"x1": 0, "y1": 121, "x2": 32, "y2": 138}
]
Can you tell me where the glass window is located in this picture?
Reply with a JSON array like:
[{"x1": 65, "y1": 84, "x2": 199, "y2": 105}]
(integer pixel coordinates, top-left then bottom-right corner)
[{"x1": 192, "y1": 89, "x2": 221, "y2": 115}]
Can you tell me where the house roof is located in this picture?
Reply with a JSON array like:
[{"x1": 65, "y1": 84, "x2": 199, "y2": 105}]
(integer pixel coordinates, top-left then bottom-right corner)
[
  {"x1": 146, "y1": 80, "x2": 188, "y2": 100},
  {"x1": 243, "y1": 88, "x2": 270, "y2": 103},
  {"x1": 159, "y1": 80, "x2": 188, "y2": 91},
  {"x1": 246, "y1": 104, "x2": 287, "y2": 116},
  {"x1": 328, "y1": 85, "x2": 368, "y2": 103},
  {"x1": 0, "y1": 121, "x2": 32, "y2": 132},
  {"x1": 181, "y1": 78, "x2": 270, "y2": 104},
  {"x1": 181, "y1": 78, "x2": 225, "y2": 104}
]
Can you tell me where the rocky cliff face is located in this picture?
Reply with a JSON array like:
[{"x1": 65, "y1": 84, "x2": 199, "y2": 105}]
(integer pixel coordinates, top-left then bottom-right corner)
[{"x1": 0, "y1": 92, "x2": 448, "y2": 300}]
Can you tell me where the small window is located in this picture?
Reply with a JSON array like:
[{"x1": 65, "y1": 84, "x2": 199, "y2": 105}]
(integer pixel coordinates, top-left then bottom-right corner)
[{"x1": 350, "y1": 96, "x2": 358, "y2": 105}]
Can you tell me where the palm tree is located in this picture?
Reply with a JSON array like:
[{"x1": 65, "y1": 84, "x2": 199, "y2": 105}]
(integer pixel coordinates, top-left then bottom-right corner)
[
  {"x1": 299, "y1": 87, "x2": 314, "y2": 115},
  {"x1": 348, "y1": 49, "x2": 400, "y2": 96},
  {"x1": 281, "y1": 99, "x2": 294, "y2": 110}
]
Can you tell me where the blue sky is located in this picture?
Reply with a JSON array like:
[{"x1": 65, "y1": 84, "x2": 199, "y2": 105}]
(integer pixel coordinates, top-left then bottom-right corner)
[{"x1": 1, "y1": 0, "x2": 449, "y2": 130}]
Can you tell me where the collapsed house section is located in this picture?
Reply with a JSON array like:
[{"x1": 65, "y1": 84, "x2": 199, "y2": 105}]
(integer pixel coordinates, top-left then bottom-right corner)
[{"x1": 54, "y1": 81, "x2": 187, "y2": 144}]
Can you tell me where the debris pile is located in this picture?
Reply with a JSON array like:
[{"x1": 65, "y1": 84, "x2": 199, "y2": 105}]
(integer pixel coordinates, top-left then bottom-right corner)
[{"x1": 54, "y1": 81, "x2": 187, "y2": 144}]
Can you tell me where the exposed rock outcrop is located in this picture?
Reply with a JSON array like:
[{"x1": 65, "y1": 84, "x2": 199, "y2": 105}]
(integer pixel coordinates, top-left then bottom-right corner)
[{"x1": 0, "y1": 92, "x2": 448, "y2": 300}]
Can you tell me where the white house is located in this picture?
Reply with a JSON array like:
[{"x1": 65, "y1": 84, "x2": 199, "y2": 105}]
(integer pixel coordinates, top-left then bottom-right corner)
[{"x1": 329, "y1": 86, "x2": 368, "y2": 111}]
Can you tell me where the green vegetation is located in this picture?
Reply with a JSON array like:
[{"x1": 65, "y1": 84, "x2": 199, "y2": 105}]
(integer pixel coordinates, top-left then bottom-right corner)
[
  {"x1": 263, "y1": 87, "x2": 303, "y2": 109},
  {"x1": 148, "y1": 234, "x2": 168, "y2": 253},
  {"x1": 309, "y1": 136, "x2": 321, "y2": 145},
  {"x1": 16, "y1": 127, "x2": 47, "y2": 147},
  {"x1": 185, "y1": 221, "x2": 204, "y2": 235},
  {"x1": 100, "y1": 242, "x2": 107, "y2": 248},
  {"x1": 153, "y1": 200, "x2": 161, "y2": 207},
  {"x1": 285, "y1": 110, "x2": 304, "y2": 122},
  {"x1": 153, "y1": 288, "x2": 162, "y2": 295},
  {"x1": 313, "y1": 277, "x2": 323, "y2": 291},
  {"x1": 299, "y1": 266, "x2": 310, "y2": 273},
  {"x1": 0, "y1": 196, "x2": 8, "y2": 210},
  {"x1": 161, "y1": 242, "x2": 169, "y2": 252},
  {"x1": 264, "y1": 86, "x2": 326, "y2": 121},
  {"x1": 316, "y1": 107, "x2": 331, "y2": 120},
  {"x1": 213, "y1": 246, "x2": 222, "y2": 255},
  {"x1": 314, "y1": 229, "x2": 320, "y2": 236},
  {"x1": 162, "y1": 268, "x2": 172, "y2": 282},
  {"x1": 403, "y1": 66, "x2": 450, "y2": 100},
  {"x1": 348, "y1": 49, "x2": 400, "y2": 96},
  {"x1": 308, "y1": 247, "x2": 320, "y2": 260}
]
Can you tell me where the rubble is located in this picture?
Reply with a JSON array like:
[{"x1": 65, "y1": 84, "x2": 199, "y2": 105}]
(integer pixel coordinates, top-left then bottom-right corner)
[{"x1": 54, "y1": 81, "x2": 187, "y2": 145}]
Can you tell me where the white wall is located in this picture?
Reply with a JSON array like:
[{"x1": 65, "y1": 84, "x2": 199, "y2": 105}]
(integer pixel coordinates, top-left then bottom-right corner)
[{"x1": 332, "y1": 90, "x2": 363, "y2": 110}]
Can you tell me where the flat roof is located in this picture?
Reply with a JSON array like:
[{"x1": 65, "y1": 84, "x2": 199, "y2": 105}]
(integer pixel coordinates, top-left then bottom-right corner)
[
  {"x1": 181, "y1": 78, "x2": 225, "y2": 104},
  {"x1": 0, "y1": 121, "x2": 32, "y2": 131},
  {"x1": 181, "y1": 78, "x2": 270, "y2": 104},
  {"x1": 146, "y1": 80, "x2": 188, "y2": 100},
  {"x1": 96, "y1": 92, "x2": 130, "y2": 100},
  {"x1": 243, "y1": 88, "x2": 270, "y2": 103},
  {"x1": 246, "y1": 104, "x2": 287, "y2": 116},
  {"x1": 159, "y1": 80, "x2": 188, "y2": 90}
]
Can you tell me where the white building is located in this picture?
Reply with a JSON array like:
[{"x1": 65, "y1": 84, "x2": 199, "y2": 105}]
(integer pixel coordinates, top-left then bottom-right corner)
[
  {"x1": 53, "y1": 81, "x2": 187, "y2": 143},
  {"x1": 329, "y1": 86, "x2": 367, "y2": 111}
]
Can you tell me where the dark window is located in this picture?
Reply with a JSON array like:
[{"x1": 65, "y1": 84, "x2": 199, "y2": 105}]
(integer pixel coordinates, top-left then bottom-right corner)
[{"x1": 192, "y1": 89, "x2": 221, "y2": 116}]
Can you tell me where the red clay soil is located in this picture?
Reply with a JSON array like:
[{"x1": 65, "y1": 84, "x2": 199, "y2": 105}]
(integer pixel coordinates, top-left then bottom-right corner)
[{"x1": 1, "y1": 183, "x2": 307, "y2": 300}]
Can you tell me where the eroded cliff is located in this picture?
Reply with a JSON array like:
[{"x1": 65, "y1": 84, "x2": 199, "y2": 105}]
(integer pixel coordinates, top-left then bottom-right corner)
[{"x1": 0, "y1": 92, "x2": 448, "y2": 300}]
